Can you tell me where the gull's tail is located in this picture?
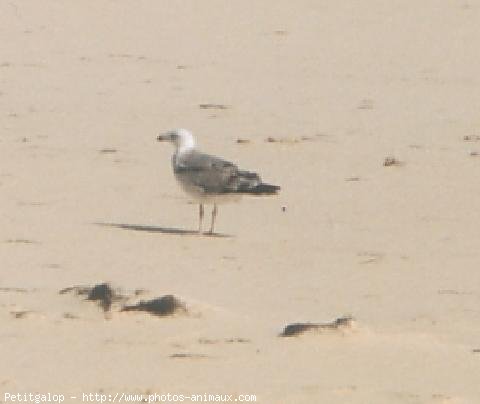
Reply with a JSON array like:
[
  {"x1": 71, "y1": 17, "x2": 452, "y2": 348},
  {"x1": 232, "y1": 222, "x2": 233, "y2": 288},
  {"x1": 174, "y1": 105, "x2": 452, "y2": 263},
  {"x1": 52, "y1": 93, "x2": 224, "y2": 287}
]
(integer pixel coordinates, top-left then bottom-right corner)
[{"x1": 235, "y1": 170, "x2": 280, "y2": 195}]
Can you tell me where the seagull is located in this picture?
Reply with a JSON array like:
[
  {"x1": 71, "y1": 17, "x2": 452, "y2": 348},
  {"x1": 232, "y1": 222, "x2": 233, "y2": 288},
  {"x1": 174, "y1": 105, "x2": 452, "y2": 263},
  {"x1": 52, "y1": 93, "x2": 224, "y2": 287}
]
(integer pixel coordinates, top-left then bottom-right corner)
[{"x1": 157, "y1": 129, "x2": 280, "y2": 234}]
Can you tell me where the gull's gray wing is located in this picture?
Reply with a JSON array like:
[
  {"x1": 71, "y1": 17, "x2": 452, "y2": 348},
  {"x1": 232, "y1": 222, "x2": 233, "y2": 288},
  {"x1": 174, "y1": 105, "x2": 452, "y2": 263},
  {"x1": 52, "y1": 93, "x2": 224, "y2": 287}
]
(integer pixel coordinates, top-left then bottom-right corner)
[{"x1": 173, "y1": 150, "x2": 262, "y2": 194}]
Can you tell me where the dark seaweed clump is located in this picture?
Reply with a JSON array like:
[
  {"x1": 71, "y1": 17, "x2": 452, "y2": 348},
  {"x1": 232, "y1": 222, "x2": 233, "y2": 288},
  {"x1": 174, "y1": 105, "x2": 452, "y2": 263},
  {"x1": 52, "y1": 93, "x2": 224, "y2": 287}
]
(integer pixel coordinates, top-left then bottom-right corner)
[
  {"x1": 280, "y1": 316, "x2": 354, "y2": 337},
  {"x1": 59, "y1": 283, "x2": 120, "y2": 312},
  {"x1": 121, "y1": 295, "x2": 186, "y2": 316},
  {"x1": 87, "y1": 283, "x2": 115, "y2": 311}
]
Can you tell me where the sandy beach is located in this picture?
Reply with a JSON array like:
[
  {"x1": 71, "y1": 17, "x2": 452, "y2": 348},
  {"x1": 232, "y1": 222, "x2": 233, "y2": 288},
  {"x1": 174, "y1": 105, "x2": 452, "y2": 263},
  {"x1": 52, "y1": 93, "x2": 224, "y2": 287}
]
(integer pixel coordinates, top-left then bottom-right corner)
[{"x1": 1, "y1": 1, "x2": 480, "y2": 403}]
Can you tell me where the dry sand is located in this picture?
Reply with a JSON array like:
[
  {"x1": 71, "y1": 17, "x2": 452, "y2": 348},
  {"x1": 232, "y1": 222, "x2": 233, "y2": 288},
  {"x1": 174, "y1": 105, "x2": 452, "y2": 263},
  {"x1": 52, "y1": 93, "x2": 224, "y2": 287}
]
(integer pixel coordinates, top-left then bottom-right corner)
[{"x1": 1, "y1": 1, "x2": 480, "y2": 403}]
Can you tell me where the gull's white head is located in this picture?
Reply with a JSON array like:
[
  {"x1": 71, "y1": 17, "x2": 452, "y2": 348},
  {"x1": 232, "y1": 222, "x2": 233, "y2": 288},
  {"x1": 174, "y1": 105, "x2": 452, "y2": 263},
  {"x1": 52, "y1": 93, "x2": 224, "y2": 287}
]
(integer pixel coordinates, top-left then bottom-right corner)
[{"x1": 157, "y1": 128, "x2": 196, "y2": 153}]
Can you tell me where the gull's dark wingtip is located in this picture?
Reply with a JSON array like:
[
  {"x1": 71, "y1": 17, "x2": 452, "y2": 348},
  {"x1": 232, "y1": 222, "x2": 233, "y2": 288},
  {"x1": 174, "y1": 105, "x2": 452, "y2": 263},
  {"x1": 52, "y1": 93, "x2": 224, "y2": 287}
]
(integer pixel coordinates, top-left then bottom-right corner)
[{"x1": 249, "y1": 183, "x2": 281, "y2": 195}]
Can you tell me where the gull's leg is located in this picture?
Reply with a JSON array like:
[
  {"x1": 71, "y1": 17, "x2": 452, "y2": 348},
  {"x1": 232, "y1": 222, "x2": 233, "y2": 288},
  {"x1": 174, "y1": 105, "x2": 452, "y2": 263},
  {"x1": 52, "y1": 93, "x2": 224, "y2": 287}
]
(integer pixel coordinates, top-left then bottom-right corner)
[
  {"x1": 208, "y1": 203, "x2": 218, "y2": 234},
  {"x1": 198, "y1": 204, "x2": 204, "y2": 233}
]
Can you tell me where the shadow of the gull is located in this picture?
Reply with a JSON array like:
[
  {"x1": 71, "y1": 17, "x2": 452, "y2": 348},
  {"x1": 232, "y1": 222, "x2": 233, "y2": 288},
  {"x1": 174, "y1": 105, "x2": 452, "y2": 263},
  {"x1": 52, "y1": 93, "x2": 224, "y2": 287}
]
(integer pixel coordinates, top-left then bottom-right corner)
[{"x1": 95, "y1": 223, "x2": 232, "y2": 238}]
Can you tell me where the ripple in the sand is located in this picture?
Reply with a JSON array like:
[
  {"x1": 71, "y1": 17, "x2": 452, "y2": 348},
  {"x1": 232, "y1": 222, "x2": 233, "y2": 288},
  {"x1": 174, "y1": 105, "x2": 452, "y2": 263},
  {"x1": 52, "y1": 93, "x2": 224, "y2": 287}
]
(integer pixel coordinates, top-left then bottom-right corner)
[
  {"x1": 0, "y1": 287, "x2": 29, "y2": 293},
  {"x1": 10, "y1": 310, "x2": 33, "y2": 319},
  {"x1": 5, "y1": 239, "x2": 37, "y2": 244},
  {"x1": 199, "y1": 104, "x2": 229, "y2": 110},
  {"x1": 198, "y1": 337, "x2": 251, "y2": 345},
  {"x1": 463, "y1": 135, "x2": 480, "y2": 142},
  {"x1": 357, "y1": 99, "x2": 374, "y2": 110},
  {"x1": 98, "y1": 148, "x2": 117, "y2": 154},
  {"x1": 280, "y1": 316, "x2": 355, "y2": 337},
  {"x1": 170, "y1": 353, "x2": 208, "y2": 359},
  {"x1": 265, "y1": 135, "x2": 315, "y2": 144}
]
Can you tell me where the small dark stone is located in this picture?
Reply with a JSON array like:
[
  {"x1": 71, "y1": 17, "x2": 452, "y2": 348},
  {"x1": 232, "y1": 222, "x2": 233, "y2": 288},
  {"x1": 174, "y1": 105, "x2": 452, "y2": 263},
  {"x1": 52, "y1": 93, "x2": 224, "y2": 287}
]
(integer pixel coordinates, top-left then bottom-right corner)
[
  {"x1": 280, "y1": 323, "x2": 320, "y2": 337},
  {"x1": 280, "y1": 316, "x2": 354, "y2": 337},
  {"x1": 121, "y1": 295, "x2": 186, "y2": 316}
]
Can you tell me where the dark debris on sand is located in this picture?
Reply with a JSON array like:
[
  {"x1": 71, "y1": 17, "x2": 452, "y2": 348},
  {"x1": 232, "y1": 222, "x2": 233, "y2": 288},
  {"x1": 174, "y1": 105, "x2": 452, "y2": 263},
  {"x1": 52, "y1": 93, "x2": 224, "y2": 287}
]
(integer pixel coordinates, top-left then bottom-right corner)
[
  {"x1": 170, "y1": 353, "x2": 208, "y2": 359},
  {"x1": 280, "y1": 316, "x2": 354, "y2": 337},
  {"x1": 0, "y1": 287, "x2": 29, "y2": 293},
  {"x1": 121, "y1": 295, "x2": 186, "y2": 317},
  {"x1": 463, "y1": 135, "x2": 480, "y2": 142},
  {"x1": 60, "y1": 283, "x2": 185, "y2": 317},
  {"x1": 199, "y1": 104, "x2": 229, "y2": 110},
  {"x1": 98, "y1": 148, "x2": 117, "y2": 154},
  {"x1": 59, "y1": 286, "x2": 91, "y2": 296},
  {"x1": 265, "y1": 135, "x2": 317, "y2": 144},
  {"x1": 383, "y1": 156, "x2": 403, "y2": 167},
  {"x1": 87, "y1": 283, "x2": 116, "y2": 311},
  {"x1": 10, "y1": 310, "x2": 32, "y2": 319},
  {"x1": 59, "y1": 283, "x2": 125, "y2": 312}
]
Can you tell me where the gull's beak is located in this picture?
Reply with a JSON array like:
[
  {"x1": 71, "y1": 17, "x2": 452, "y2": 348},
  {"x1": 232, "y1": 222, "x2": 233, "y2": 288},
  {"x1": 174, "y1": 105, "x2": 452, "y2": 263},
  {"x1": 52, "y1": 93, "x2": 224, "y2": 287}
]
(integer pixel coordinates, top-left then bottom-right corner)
[{"x1": 157, "y1": 133, "x2": 169, "y2": 142}]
